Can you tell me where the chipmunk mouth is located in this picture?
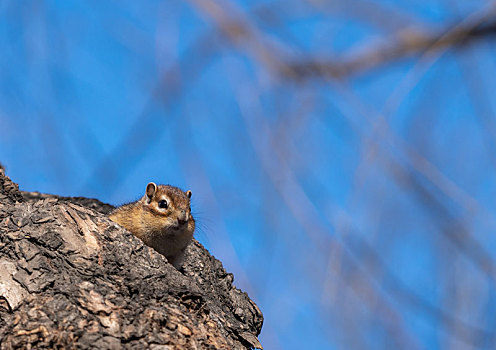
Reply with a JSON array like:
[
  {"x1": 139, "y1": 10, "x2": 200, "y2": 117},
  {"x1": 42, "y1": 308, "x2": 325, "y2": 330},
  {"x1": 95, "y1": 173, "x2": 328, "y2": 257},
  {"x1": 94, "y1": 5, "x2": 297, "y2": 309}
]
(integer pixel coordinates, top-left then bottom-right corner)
[
  {"x1": 166, "y1": 223, "x2": 184, "y2": 232},
  {"x1": 173, "y1": 219, "x2": 188, "y2": 229}
]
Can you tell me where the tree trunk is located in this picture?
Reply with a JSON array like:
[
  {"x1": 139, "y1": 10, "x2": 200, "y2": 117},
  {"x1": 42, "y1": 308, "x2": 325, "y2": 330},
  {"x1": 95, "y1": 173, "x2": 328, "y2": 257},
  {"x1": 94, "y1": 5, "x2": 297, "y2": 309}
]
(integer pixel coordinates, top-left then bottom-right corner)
[{"x1": 0, "y1": 168, "x2": 263, "y2": 349}]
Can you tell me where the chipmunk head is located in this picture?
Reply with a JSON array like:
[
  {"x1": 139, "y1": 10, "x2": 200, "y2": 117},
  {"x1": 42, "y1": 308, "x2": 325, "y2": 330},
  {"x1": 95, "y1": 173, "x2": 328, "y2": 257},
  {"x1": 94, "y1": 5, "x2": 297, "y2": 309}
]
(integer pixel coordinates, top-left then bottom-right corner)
[{"x1": 141, "y1": 182, "x2": 195, "y2": 234}]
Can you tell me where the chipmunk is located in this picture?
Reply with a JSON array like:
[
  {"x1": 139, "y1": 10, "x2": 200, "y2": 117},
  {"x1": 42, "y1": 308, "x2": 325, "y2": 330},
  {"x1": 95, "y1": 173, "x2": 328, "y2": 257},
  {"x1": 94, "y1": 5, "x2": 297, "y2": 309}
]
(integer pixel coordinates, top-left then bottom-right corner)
[{"x1": 109, "y1": 182, "x2": 195, "y2": 269}]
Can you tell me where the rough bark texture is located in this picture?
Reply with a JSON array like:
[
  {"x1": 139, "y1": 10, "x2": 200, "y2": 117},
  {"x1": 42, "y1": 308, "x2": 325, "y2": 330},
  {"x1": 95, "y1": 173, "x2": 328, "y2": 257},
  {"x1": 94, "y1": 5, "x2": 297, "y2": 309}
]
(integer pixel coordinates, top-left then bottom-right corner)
[{"x1": 0, "y1": 168, "x2": 263, "y2": 349}]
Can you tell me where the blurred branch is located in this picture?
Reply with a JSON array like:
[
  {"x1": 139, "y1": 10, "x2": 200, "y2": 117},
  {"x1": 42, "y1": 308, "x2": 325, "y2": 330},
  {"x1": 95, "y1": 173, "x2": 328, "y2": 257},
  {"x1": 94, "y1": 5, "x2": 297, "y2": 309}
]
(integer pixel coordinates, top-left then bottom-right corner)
[
  {"x1": 381, "y1": 158, "x2": 496, "y2": 346},
  {"x1": 250, "y1": 0, "x2": 421, "y2": 51},
  {"x1": 186, "y1": 0, "x2": 496, "y2": 79},
  {"x1": 83, "y1": 33, "x2": 219, "y2": 194},
  {"x1": 226, "y1": 67, "x2": 427, "y2": 348},
  {"x1": 387, "y1": 157, "x2": 496, "y2": 282},
  {"x1": 303, "y1": 0, "x2": 422, "y2": 32},
  {"x1": 186, "y1": 0, "x2": 496, "y2": 224},
  {"x1": 274, "y1": 126, "x2": 496, "y2": 346},
  {"x1": 185, "y1": 0, "x2": 293, "y2": 77},
  {"x1": 287, "y1": 17, "x2": 496, "y2": 78},
  {"x1": 456, "y1": 51, "x2": 496, "y2": 170},
  {"x1": 206, "y1": 0, "x2": 496, "y2": 339},
  {"x1": 251, "y1": 0, "x2": 421, "y2": 32},
  {"x1": 341, "y1": 224, "x2": 496, "y2": 347},
  {"x1": 231, "y1": 65, "x2": 496, "y2": 345},
  {"x1": 186, "y1": 0, "x2": 496, "y2": 222}
]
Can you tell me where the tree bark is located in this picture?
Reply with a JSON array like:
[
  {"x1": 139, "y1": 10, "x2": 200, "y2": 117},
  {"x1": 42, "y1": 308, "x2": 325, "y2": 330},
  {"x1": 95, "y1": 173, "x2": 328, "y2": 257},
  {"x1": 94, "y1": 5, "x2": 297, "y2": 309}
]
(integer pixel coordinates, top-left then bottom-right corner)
[{"x1": 0, "y1": 168, "x2": 263, "y2": 349}]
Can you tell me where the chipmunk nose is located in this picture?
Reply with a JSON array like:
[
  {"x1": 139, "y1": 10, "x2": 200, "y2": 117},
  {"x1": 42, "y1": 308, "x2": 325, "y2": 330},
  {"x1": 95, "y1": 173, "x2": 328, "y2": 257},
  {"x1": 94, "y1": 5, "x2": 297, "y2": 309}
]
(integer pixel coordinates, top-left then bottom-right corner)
[{"x1": 177, "y1": 211, "x2": 188, "y2": 225}]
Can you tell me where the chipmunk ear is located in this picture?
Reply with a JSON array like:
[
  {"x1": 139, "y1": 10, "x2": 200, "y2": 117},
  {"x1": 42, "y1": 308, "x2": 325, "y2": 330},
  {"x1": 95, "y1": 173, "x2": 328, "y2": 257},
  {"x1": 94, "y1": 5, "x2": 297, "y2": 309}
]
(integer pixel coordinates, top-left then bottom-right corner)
[
  {"x1": 145, "y1": 182, "x2": 157, "y2": 203},
  {"x1": 186, "y1": 190, "x2": 192, "y2": 199}
]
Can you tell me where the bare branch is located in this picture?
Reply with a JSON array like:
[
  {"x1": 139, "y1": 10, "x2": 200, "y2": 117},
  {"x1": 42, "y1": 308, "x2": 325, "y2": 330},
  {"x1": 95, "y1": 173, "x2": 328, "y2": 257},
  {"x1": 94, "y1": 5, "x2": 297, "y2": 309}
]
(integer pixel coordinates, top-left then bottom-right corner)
[
  {"x1": 287, "y1": 17, "x2": 496, "y2": 78},
  {"x1": 187, "y1": 0, "x2": 496, "y2": 79}
]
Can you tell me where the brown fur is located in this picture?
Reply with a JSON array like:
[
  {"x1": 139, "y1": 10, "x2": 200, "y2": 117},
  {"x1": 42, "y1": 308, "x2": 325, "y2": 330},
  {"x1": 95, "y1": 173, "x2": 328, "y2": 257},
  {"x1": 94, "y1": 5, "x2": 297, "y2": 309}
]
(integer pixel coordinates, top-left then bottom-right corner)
[{"x1": 109, "y1": 183, "x2": 195, "y2": 268}]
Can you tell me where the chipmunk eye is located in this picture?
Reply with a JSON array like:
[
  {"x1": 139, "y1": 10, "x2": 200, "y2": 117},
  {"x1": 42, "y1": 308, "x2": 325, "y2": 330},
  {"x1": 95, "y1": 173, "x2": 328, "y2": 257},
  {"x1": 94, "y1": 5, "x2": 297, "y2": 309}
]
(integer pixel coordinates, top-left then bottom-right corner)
[{"x1": 158, "y1": 200, "x2": 168, "y2": 209}]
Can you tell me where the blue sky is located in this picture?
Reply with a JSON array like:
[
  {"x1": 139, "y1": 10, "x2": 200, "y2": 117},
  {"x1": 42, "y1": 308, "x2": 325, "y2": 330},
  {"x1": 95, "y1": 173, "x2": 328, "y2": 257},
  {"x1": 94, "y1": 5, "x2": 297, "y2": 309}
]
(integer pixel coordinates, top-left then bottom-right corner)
[{"x1": 2, "y1": 1, "x2": 496, "y2": 349}]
